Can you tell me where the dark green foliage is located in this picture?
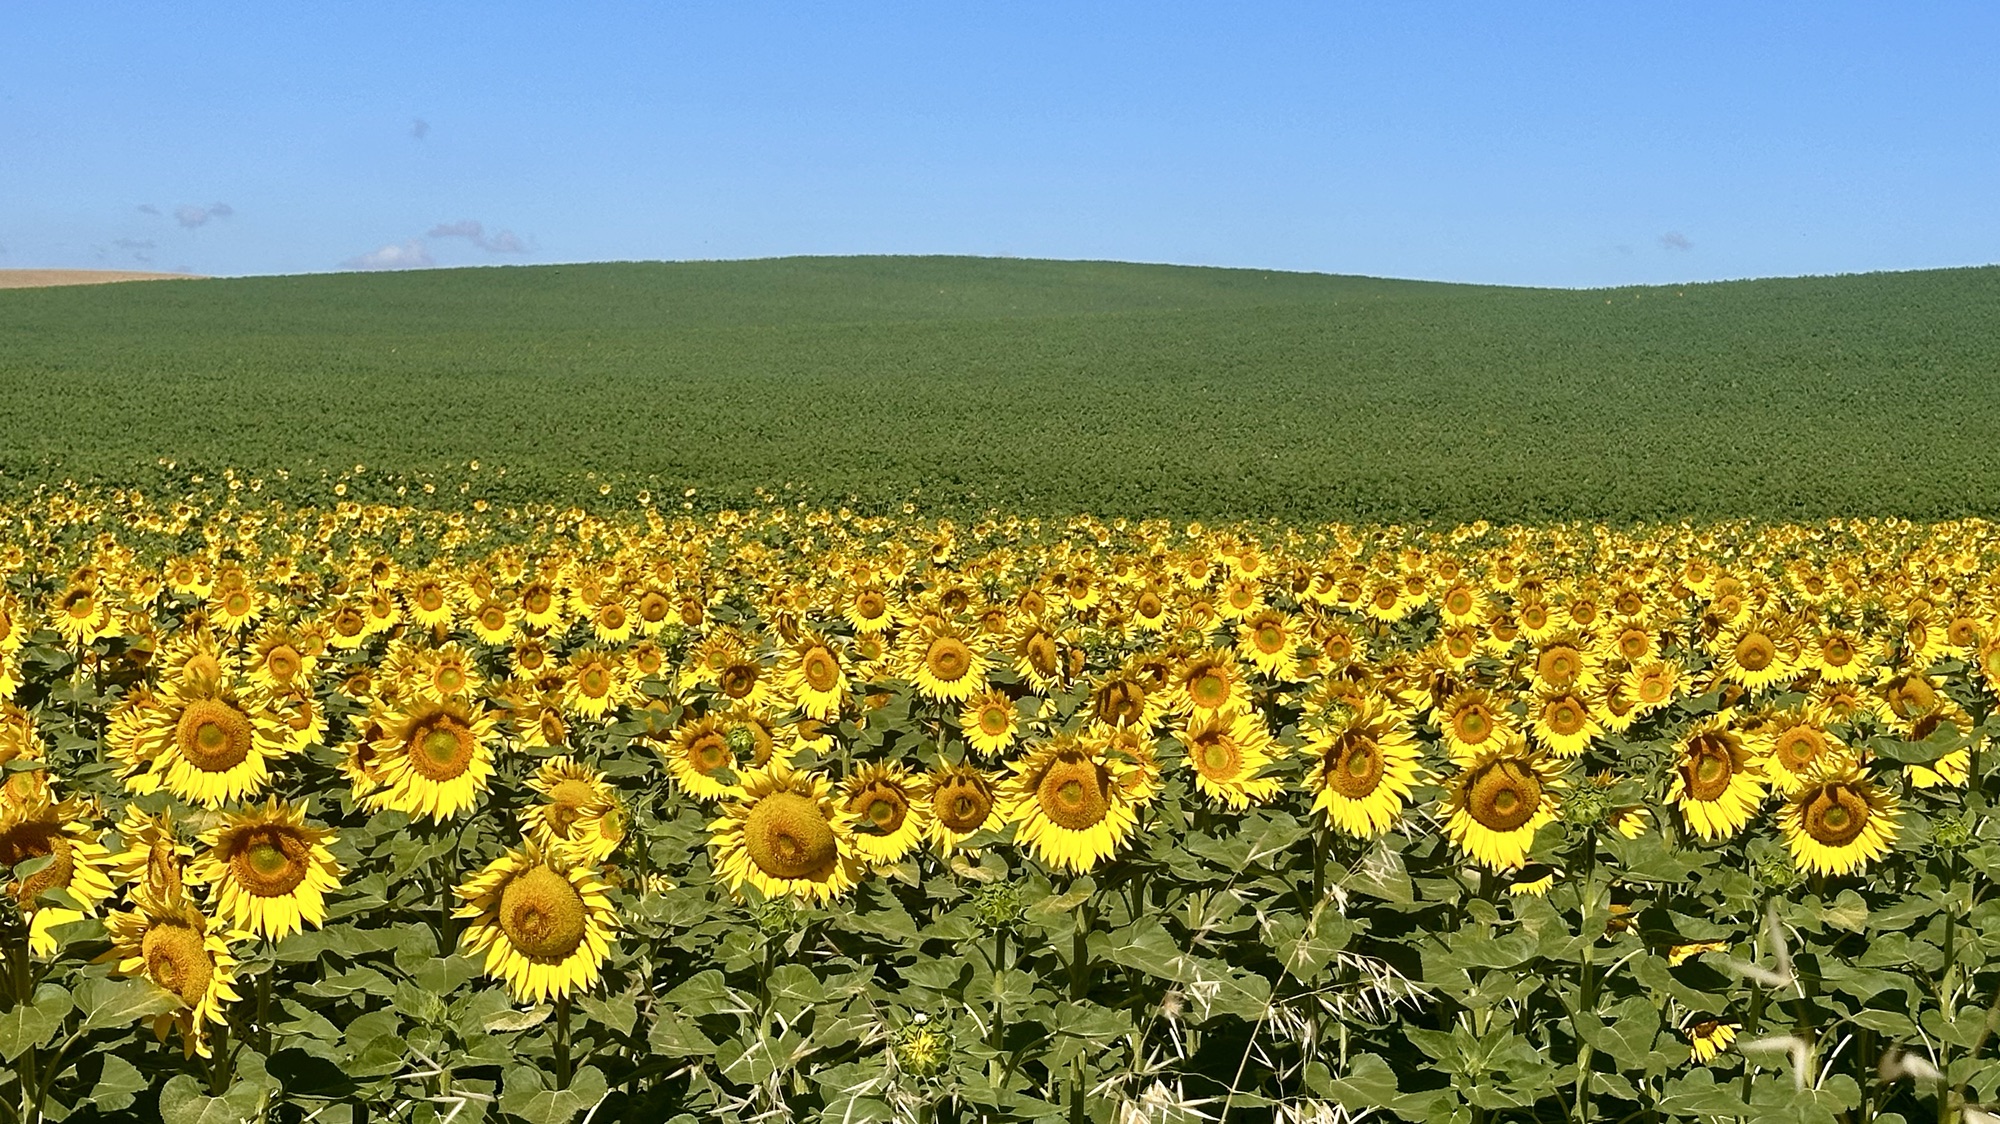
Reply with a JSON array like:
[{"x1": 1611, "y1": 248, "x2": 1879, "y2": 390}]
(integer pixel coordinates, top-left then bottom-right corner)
[{"x1": 4, "y1": 255, "x2": 2000, "y2": 521}]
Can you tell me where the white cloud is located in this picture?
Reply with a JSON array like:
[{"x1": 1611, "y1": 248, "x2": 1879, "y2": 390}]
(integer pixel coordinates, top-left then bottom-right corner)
[
  {"x1": 427, "y1": 219, "x2": 527, "y2": 254},
  {"x1": 175, "y1": 202, "x2": 234, "y2": 229},
  {"x1": 341, "y1": 239, "x2": 435, "y2": 270}
]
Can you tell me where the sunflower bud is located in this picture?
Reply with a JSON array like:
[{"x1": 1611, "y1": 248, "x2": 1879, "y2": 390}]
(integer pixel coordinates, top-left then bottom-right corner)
[
  {"x1": 892, "y1": 1023, "x2": 950, "y2": 1078},
  {"x1": 969, "y1": 882, "x2": 1023, "y2": 931}
]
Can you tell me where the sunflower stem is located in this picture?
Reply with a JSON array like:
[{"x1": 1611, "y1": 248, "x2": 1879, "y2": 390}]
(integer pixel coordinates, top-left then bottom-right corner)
[
  {"x1": 256, "y1": 960, "x2": 272, "y2": 1054},
  {"x1": 555, "y1": 993, "x2": 573, "y2": 1088},
  {"x1": 1571, "y1": 827, "x2": 1599, "y2": 1124}
]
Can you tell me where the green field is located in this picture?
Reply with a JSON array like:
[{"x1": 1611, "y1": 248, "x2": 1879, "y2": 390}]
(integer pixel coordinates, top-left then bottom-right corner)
[{"x1": 4, "y1": 255, "x2": 1998, "y2": 521}]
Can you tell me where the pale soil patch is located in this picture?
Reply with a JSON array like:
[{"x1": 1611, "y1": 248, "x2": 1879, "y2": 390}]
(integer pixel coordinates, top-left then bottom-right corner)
[{"x1": 0, "y1": 269, "x2": 207, "y2": 290}]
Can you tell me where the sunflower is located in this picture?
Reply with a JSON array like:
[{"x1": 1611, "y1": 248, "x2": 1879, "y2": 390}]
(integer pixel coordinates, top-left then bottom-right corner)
[
  {"x1": 1088, "y1": 666, "x2": 1169, "y2": 733},
  {"x1": 710, "y1": 762, "x2": 862, "y2": 903},
  {"x1": 1009, "y1": 620, "x2": 1067, "y2": 694},
  {"x1": 155, "y1": 630, "x2": 236, "y2": 692},
  {"x1": 411, "y1": 643, "x2": 485, "y2": 704},
  {"x1": 1686, "y1": 1019, "x2": 1739, "y2": 1065},
  {"x1": 926, "y1": 762, "x2": 1005, "y2": 853},
  {"x1": 1779, "y1": 760, "x2": 1899, "y2": 876},
  {"x1": 403, "y1": 574, "x2": 456, "y2": 630},
  {"x1": 187, "y1": 798, "x2": 343, "y2": 942},
  {"x1": 900, "y1": 621, "x2": 991, "y2": 704},
  {"x1": 1527, "y1": 634, "x2": 1598, "y2": 694},
  {"x1": 1752, "y1": 712, "x2": 1843, "y2": 794},
  {"x1": 0, "y1": 701, "x2": 38, "y2": 769},
  {"x1": 123, "y1": 675, "x2": 290, "y2": 808},
  {"x1": 1599, "y1": 623, "x2": 1659, "y2": 666},
  {"x1": 1235, "y1": 609, "x2": 1303, "y2": 680},
  {"x1": 1809, "y1": 628, "x2": 1877, "y2": 683},
  {"x1": 960, "y1": 690, "x2": 1021, "y2": 757},
  {"x1": 110, "y1": 804, "x2": 193, "y2": 901},
  {"x1": 561, "y1": 648, "x2": 637, "y2": 721},
  {"x1": 1437, "y1": 583, "x2": 1488, "y2": 626},
  {"x1": 1712, "y1": 618, "x2": 1801, "y2": 692},
  {"x1": 781, "y1": 632, "x2": 850, "y2": 720},
  {"x1": 369, "y1": 698, "x2": 500, "y2": 822},
  {"x1": 1667, "y1": 718, "x2": 1767, "y2": 841},
  {"x1": 522, "y1": 757, "x2": 625, "y2": 861},
  {"x1": 456, "y1": 846, "x2": 618, "y2": 1003},
  {"x1": 244, "y1": 625, "x2": 318, "y2": 695},
  {"x1": 1002, "y1": 737, "x2": 1140, "y2": 874},
  {"x1": 101, "y1": 891, "x2": 243, "y2": 1057},
  {"x1": 1623, "y1": 660, "x2": 1683, "y2": 715},
  {"x1": 1529, "y1": 687, "x2": 1601, "y2": 757},
  {"x1": 1304, "y1": 698, "x2": 1422, "y2": 839},
  {"x1": 843, "y1": 584, "x2": 897, "y2": 634},
  {"x1": 657, "y1": 714, "x2": 746, "y2": 801},
  {"x1": 1171, "y1": 649, "x2": 1247, "y2": 716},
  {"x1": 208, "y1": 581, "x2": 266, "y2": 634},
  {"x1": 50, "y1": 583, "x2": 114, "y2": 645},
  {"x1": 1442, "y1": 741, "x2": 1563, "y2": 872},
  {"x1": 840, "y1": 762, "x2": 930, "y2": 867},
  {"x1": 468, "y1": 598, "x2": 518, "y2": 645},
  {"x1": 1436, "y1": 687, "x2": 1517, "y2": 763},
  {"x1": 1176, "y1": 708, "x2": 1283, "y2": 809},
  {"x1": 517, "y1": 579, "x2": 564, "y2": 630},
  {"x1": 0, "y1": 776, "x2": 115, "y2": 955}
]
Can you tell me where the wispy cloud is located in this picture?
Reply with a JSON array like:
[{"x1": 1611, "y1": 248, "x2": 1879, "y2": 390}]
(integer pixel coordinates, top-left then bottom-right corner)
[
  {"x1": 341, "y1": 239, "x2": 434, "y2": 270},
  {"x1": 340, "y1": 218, "x2": 530, "y2": 271},
  {"x1": 411, "y1": 118, "x2": 430, "y2": 140},
  {"x1": 428, "y1": 220, "x2": 527, "y2": 254},
  {"x1": 1659, "y1": 231, "x2": 1693, "y2": 251},
  {"x1": 137, "y1": 204, "x2": 160, "y2": 216},
  {"x1": 175, "y1": 202, "x2": 234, "y2": 229},
  {"x1": 113, "y1": 238, "x2": 156, "y2": 264}
]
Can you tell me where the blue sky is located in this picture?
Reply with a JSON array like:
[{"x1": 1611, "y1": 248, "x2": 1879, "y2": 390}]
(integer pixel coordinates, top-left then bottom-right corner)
[{"x1": 4, "y1": 2, "x2": 1996, "y2": 287}]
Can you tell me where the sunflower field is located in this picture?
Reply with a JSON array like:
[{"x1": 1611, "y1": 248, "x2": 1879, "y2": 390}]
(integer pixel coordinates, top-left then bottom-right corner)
[{"x1": 0, "y1": 485, "x2": 1995, "y2": 1124}]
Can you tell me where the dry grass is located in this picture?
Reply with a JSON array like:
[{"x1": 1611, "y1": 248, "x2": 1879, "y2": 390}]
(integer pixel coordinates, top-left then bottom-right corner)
[{"x1": 0, "y1": 269, "x2": 205, "y2": 290}]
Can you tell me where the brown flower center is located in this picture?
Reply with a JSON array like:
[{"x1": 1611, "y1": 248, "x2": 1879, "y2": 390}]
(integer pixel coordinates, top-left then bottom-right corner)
[
  {"x1": 1324, "y1": 733, "x2": 1385, "y2": 799},
  {"x1": 1036, "y1": 753, "x2": 1109, "y2": 831},
  {"x1": 227, "y1": 826, "x2": 311, "y2": 897},
  {"x1": 1683, "y1": 734, "x2": 1736, "y2": 802},
  {"x1": 407, "y1": 713, "x2": 478, "y2": 781},
  {"x1": 926, "y1": 638, "x2": 972, "y2": 682},
  {"x1": 847, "y1": 784, "x2": 909, "y2": 836},
  {"x1": 744, "y1": 792, "x2": 837, "y2": 880},
  {"x1": 142, "y1": 922, "x2": 214, "y2": 1007},
  {"x1": 800, "y1": 647, "x2": 840, "y2": 693},
  {"x1": 1467, "y1": 759, "x2": 1544, "y2": 832},
  {"x1": 1190, "y1": 731, "x2": 1243, "y2": 782},
  {"x1": 497, "y1": 866, "x2": 588, "y2": 961},
  {"x1": 176, "y1": 698, "x2": 254, "y2": 773},
  {"x1": 1, "y1": 823, "x2": 73, "y2": 902},
  {"x1": 1801, "y1": 782, "x2": 1870, "y2": 847},
  {"x1": 934, "y1": 773, "x2": 994, "y2": 831},
  {"x1": 1734, "y1": 632, "x2": 1776, "y2": 672}
]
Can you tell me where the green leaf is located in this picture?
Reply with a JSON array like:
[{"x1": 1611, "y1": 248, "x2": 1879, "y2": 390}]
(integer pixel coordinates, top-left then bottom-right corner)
[
  {"x1": 1575, "y1": 997, "x2": 1664, "y2": 1074},
  {"x1": 90, "y1": 1052, "x2": 148, "y2": 1111},
  {"x1": 576, "y1": 993, "x2": 637, "y2": 1036},
  {"x1": 157, "y1": 1074, "x2": 268, "y2": 1124},
  {"x1": 0, "y1": 983, "x2": 73, "y2": 1062},
  {"x1": 76, "y1": 975, "x2": 184, "y2": 1032},
  {"x1": 1325, "y1": 1052, "x2": 1440, "y2": 1122},
  {"x1": 498, "y1": 1065, "x2": 610, "y2": 1124}
]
